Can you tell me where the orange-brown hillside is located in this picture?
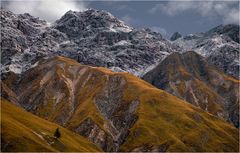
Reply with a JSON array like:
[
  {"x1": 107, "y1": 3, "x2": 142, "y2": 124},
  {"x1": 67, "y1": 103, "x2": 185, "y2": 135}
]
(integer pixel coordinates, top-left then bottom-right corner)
[
  {"x1": 2, "y1": 56, "x2": 239, "y2": 152},
  {"x1": 1, "y1": 98, "x2": 101, "y2": 152},
  {"x1": 143, "y1": 51, "x2": 239, "y2": 128}
]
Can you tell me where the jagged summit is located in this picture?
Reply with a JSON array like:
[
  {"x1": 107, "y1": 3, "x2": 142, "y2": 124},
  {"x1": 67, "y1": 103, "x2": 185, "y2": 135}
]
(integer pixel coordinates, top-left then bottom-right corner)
[
  {"x1": 1, "y1": 8, "x2": 176, "y2": 76},
  {"x1": 54, "y1": 8, "x2": 133, "y2": 39},
  {"x1": 1, "y1": 8, "x2": 239, "y2": 78},
  {"x1": 172, "y1": 24, "x2": 239, "y2": 78},
  {"x1": 206, "y1": 24, "x2": 239, "y2": 43},
  {"x1": 170, "y1": 32, "x2": 182, "y2": 41}
]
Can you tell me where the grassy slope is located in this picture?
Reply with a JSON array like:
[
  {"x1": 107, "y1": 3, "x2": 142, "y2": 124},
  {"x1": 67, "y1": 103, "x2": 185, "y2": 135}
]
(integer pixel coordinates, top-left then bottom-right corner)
[
  {"x1": 119, "y1": 74, "x2": 239, "y2": 152},
  {"x1": 143, "y1": 52, "x2": 239, "y2": 123},
  {"x1": 168, "y1": 66, "x2": 227, "y2": 115},
  {"x1": 2, "y1": 56, "x2": 239, "y2": 152},
  {"x1": 60, "y1": 57, "x2": 239, "y2": 152},
  {"x1": 1, "y1": 98, "x2": 101, "y2": 152}
]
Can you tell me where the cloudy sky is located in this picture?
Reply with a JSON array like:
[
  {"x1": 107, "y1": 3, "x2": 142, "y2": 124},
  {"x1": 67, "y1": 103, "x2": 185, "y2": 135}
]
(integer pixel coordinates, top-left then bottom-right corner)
[{"x1": 1, "y1": 0, "x2": 239, "y2": 38}]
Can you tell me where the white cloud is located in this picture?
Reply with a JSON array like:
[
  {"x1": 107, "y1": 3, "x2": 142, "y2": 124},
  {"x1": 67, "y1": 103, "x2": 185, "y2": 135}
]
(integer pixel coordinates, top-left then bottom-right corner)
[
  {"x1": 150, "y1": 26, "x2": 167, "y2": 37},
  {"x1": 5, "y1": 0, "x2": 87, "y2": 22},
  {"x1": 223, "y1": 8, "x2": 239, "y2": 24},
  {"x1": 150, "y1": 1, "x2": 239, "y2": 24}
]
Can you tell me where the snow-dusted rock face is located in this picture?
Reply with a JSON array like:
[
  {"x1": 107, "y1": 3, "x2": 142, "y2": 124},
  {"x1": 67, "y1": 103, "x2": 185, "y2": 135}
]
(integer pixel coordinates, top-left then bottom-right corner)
[
  {"x1": 52, "y1": 9, "x2": 178, "y2": 76},
  {"x1": 1, "y1": 9, "x2": 177, "y2": 77},
  {"x1": 172, "y1": 24, "x2": 239, "y2": 78},
  {"x1": 1, "y1": 9, "x2": 68, "y2": 75},
  {"x1": 53, "y1": 9, "x2": 133, "y2": 39},
  {"x1": 2, "y1": 8, "x2": 238, "y2": 78}
]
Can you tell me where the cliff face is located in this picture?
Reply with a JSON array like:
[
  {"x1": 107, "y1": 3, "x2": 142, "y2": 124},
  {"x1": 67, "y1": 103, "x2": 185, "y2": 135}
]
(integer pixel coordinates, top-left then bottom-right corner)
[
  {"x1": 2, "y1": 56, "x2": 239, "y2": 152},
  {"x1": 143, "y1": 51, "x2": 239, "y2": 127}
]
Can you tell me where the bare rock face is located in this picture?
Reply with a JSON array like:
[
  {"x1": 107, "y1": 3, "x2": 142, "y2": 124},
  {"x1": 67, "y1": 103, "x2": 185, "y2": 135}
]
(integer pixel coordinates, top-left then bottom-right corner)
[
  {"x1": 74, "y1": 117, "x2": 116, "y2": 151},
  {"x1": 143, "y1": 51, "x2": 239, "y2": 127},
  {"x1": 1, "y1": 9, "x2": 177, "y2": 77},
  {"x1": 94, "y1": 75, "x2": 139, "y2": 150},
  {"x1": 72, "y1": 74, "x2": 139, "y2": 151},
  {"x1": 172, "y1": 24, "x2": 239, "y2": 78},
  {"x1": 52, "y1": 9, "x2": 178, "y2": 76},
  {"x1": 2, "y1": 8, "x2": 238, "y2": 79},
  {"x1": 207, "y1": 24, "x2": 239, "y2": 43},
  {"x1": 0, "y1": 9, "x2": 68, "y2": 75}
]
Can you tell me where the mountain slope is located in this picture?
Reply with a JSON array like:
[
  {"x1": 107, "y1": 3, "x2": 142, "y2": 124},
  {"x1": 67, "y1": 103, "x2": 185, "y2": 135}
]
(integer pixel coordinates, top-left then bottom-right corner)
[
  {"x1": 1, "y1": 98, "x2": 101, "y2": 152},
  {"x1": 2, "y1": 56, "x2": 239, "y2": 152},
  {"x1": 1, "y1": 9, "x2": 177, "y2": 77},
  {"x1": 172, "y1": 24, "x2": 239, "y2": 78},
  {"x1": 143, "y1": 51, "x2": 239, "y2": 127}
]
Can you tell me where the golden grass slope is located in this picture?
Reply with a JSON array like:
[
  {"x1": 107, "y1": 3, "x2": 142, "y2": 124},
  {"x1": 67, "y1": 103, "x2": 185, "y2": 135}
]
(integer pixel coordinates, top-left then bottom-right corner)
[
  {"x1": 143, "y1": 51, "x2": 239, "y2": 127},
  {"x1": 120, "y1": 73, "x2": 239, "y2": 152},
  {"x1": 1, "y1": 98, "x2": 101, "y2": 152},
  {"x1": 2, "y1": 56, "x2": 239, "y2": 152}
]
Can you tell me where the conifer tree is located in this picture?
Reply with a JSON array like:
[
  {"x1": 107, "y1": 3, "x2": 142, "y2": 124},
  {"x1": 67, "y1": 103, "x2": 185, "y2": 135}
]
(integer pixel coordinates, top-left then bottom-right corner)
[{"x1": 54, "y1": 128, "x2": 61, "y2": 138}]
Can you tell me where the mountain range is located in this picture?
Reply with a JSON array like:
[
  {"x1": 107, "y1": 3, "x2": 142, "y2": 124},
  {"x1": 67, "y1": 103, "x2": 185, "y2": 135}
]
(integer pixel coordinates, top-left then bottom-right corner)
[
  {"x1": 1, "y1": 9, "x2": 178, "y2": 77},
  {"x1": 1, "y1": 8, "x2": 239, "y2": 152},
  {"x1": 172, "y1": 24, "x2": 239, "y2": 78}
]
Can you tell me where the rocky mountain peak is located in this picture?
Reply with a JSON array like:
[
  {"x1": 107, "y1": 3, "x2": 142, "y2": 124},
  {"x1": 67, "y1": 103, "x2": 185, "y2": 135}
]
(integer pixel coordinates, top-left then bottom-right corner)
[
  {"x1": 172, "y1": 24, "x2": 239, "y2": 78},
  {"x1": 170, "y1": 32, "x2": 182, "y2": 41},
  {"x1": 1, "y1": 9, "x2": 47, "y2": 29},
  {"x1": 206, "y1": 24, "x2": 239, "y2": 43},
  {"x1": 54, "y1": 8, "x2": 132, "y2": 39},
  {"x1": 2, "y1": 8, "x2": 238, "y2": 79},
  {"x1": 1, "y1": 9, "x2": 15, "y2": 19},
  {"x1": 1, "y1": 9, "x2": 177, "y2": 77}
]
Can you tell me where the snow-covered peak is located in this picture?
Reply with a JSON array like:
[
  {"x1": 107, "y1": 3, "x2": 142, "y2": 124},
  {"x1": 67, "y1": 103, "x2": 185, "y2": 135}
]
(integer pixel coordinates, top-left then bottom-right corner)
[
  {"x1": 1, "y1": 9, "x2": 176, "y2": 77},
  {"x1": 51, "y1": 9, "x2": 135, "y2": 41},
  {"x1": 172, "y1": 24, "x2": 239, "y2": 77},
  {"x1": 206, "y1": 24, "x2": 239, "y2": 43},
  {"x1": 54, "y1": 9, "x2": 133, "y2": 35}
]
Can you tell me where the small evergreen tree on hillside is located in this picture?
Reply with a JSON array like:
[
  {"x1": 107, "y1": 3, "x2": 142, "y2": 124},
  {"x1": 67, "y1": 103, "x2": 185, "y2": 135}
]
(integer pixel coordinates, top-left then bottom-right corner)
[{"x1": 54, "y1": 128, "x2": 61, "y2": 138}]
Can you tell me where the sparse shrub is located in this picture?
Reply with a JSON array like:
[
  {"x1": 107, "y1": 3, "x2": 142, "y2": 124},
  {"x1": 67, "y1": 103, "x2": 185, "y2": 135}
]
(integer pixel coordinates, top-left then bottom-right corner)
[{"x1": 54, "y1": 128, "x2": 61, "y2": 138}]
